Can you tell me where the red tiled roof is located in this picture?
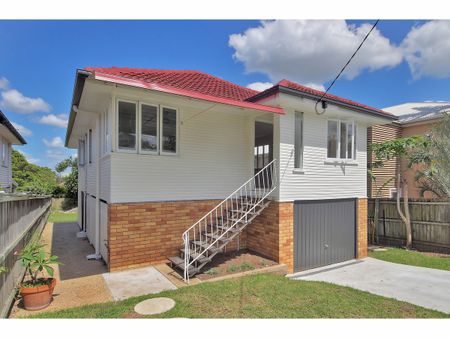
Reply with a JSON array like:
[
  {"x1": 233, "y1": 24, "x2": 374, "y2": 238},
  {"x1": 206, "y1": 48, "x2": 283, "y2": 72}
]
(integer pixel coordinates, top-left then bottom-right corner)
[
  {"x1": 85, "y1": 67, "x2": 258, "y2": 101},
  {"x1": 272, "y1": 79, "x2": 394, "y2": 117}
]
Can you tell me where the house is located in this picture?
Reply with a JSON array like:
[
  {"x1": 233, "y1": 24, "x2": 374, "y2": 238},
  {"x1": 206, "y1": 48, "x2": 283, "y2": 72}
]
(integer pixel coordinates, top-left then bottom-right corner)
[
  {"x1": 65, "y1": 67, "x2": 395, "y2": 279},
  {"x1": 367, "y1": 102, "x2": 448, "y2": 199},
  {"x1": 0, "y1": 110, "x2": 26, "y2": 192}
]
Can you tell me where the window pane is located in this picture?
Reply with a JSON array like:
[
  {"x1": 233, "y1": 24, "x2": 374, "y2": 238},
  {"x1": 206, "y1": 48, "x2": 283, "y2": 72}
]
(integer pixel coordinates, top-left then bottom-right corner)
[
  {"x1": 254, "y1": 147, "x2": 258, "y2": 167},
  {"x1": 294, "y1": 112, "x2": 303, "y2": 168},
  {"x1": 88, "y1": 129, "x2": 92, "y2": 163},
  {"x1": 118, "y1": 101, "x2": 136, "y2": 150},
  {"x1": 327, "y1": 121, "x2": 338, "y2": 158},
  {"x1": 162, "y1": 107, "x2": 177, "y2": 153},
  {"x1": 141, "y1": 105, "x2": 158, "y2": 151},
  {"x1": 340, "y1": 122, "x2": 347, "y2": 159},
  {"x1": 347, "y1": 123, "x2": 353, "y2": 159},
  {"x1": 258, "y1": 145, "x2": 263, "y2": 168}
]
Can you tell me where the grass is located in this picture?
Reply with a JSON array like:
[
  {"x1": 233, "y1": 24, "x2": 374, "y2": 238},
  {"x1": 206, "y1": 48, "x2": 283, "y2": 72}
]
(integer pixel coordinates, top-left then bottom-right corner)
[
  {"x1": 26, "y1": 273, "x2": 448, "y2": 318},
  {"x1": 370, "y1": 247, "x2": 450, "y2": 271},
  {"x1": 48, "y1": 212, "x2": 77, "y2": 223}
]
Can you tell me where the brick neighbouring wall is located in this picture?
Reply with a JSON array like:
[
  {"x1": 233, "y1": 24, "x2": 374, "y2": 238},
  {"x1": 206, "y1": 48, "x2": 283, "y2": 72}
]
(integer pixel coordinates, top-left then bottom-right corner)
[
  {"x1": 108, "y1": 200, "x2": 247, "y2": 271},
  {"x1": 357, "y1": 198, "x2": 368, "y2": 258},
  {"x1": 247, "y1": 201, "x2": 294, "y2": 273}
]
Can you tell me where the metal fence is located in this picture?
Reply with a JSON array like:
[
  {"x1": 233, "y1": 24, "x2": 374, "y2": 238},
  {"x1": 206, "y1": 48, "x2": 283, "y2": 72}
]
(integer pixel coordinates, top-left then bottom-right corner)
[
  {"x1": 368, "y1": 198, "x2": 450, "y2": 253},
  {"x1": 0, "y1": 195, "x2": 51, "y2": 317}
]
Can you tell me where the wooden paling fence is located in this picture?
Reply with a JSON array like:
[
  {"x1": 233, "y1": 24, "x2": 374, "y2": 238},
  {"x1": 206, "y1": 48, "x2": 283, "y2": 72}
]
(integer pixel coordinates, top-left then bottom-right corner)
[
  {"x1": 368, "y1": 198, "x2": 450, "y2": 253},
  {"x1": 0, "y1": 195, "x2": 51, "y2": 317}
]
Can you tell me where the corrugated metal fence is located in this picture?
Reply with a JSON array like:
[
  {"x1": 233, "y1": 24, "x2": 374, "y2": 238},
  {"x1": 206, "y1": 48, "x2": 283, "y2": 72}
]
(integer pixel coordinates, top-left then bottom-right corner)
[
  {"x1": 0, "y1": 195, "x2": 51, "y2": 317},
  {"x1": 368, "y1": 198, "x2": 450, "y2": 253}
]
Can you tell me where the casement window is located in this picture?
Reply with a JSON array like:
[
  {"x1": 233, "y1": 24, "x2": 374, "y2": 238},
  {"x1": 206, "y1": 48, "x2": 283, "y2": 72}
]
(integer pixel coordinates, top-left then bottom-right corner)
[
  {"x1": 327, "y1": 120, "x2": 356, "y2": 160},
  {"x1": 1, "y1": 138, "x2": 8, "y2": 167},
  {"x1": 117, "y1": 99, "x2": 178, "y2": 155},
  {"x1": 118, "y1": 100, "x2": 137, "y2": 151},
  {"x1": 140, "y1": 103, "x2": 158, "y2": 153},
  {"x1": 294, "y1": 112, "x2": 304, "y2": 169},
  {"x1": 88, "y1": 129, "x2": 93, "y2": 164},
  {"x1": 79, "y1": 139, "x2": 86, "y2": 166},
  {"x1": 160, "y1": 107, "x2": 178, "y2": 155}
]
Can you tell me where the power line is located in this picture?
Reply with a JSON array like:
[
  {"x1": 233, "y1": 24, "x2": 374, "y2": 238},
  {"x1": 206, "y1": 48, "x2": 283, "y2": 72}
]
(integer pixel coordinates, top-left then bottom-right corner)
[{"x1": 316, "y1": 19, "x2": 380, "y2": 109}]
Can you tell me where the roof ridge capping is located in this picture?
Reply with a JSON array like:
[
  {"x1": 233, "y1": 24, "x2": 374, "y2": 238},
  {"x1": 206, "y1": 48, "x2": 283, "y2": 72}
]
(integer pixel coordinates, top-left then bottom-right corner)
[{"x1": 247, "y1": 78, "x2": 395, "y2": 119}]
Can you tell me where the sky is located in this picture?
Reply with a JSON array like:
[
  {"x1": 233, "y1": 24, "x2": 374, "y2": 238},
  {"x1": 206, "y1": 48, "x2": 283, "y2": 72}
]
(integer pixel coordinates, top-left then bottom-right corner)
[{"x1": 1, "y1": 19, "x2": 450, "y2": 170}]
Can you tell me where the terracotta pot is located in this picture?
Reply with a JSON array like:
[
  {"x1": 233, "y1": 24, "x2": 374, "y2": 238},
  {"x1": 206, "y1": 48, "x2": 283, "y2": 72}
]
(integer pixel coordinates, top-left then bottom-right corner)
[{"x1": 20, "y1": 278, "x2": 56, "y2": 311}]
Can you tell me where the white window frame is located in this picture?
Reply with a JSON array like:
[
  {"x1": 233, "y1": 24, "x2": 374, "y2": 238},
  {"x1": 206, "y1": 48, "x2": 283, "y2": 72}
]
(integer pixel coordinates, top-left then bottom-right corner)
[
  {"x1": 79, "y1": 139, "x2": 86, "y2": 166},
  {"x1": 159, "y1": 105, "x2": 179, "y2": 156},
  {"x1": 88, "y1": 129, "x2": 93, "y2": 164},
  {"x1": 138, "y1": 102, "x2": 159, "y2": 155},
  {"x1": 116, "y1": 98, "x2": 139, "y2": 153},
  {"x1": 294, "y1": 111, "x2": 304, "y2": 169},
  {"x1": 326, "y1": 119, "x2": 356, "y2": 161},
  {"x1": 1, "y1": 140, "x2": 8, "y2": 167}
]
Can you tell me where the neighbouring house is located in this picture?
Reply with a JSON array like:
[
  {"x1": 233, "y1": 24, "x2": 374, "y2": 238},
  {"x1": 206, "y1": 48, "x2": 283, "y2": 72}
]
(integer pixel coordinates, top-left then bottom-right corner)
[
  {"x1": 65, "y1": 67, "x2": 395, "y2": 278},
  {"x1": 367, "y1": 102, "x2": 449, "y2": 199},
  {"x1": 0, "y1": 110, "x2": 26, "y2": 192}
]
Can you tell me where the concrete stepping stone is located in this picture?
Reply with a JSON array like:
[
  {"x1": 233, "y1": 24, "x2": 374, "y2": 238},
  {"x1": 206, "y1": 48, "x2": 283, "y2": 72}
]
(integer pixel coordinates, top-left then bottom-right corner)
[{"x1": 134, "y1": 297, "x2": 176, "y2": 315}]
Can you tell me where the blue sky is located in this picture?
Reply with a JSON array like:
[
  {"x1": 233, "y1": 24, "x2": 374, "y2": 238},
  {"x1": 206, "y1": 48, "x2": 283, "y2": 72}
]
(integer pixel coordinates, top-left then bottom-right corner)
[{"x1": 0, "y1": 20, "x2": 449, "y2": 169}]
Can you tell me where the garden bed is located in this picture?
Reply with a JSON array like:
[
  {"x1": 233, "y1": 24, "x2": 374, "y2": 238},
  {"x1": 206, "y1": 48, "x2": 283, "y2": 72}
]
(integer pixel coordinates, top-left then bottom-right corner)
[{"x1": 196, "y1": 249, "x2": 277, "y2": 281}]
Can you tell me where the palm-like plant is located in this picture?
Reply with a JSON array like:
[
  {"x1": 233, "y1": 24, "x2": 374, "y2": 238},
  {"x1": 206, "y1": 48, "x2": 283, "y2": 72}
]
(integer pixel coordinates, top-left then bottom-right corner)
[{"x1": 19, "y1": 241, "x2": 60, "y2": 287}]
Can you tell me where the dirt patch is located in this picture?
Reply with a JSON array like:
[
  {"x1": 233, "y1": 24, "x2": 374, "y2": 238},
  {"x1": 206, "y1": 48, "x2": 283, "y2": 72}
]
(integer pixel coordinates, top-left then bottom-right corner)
[{"x1": 196, "y1": 250, "x2": 277, "y2": 281}]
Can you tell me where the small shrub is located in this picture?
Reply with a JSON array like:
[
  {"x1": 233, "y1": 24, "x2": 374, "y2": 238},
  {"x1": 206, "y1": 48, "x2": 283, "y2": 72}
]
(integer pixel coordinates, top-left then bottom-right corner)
[
  {"x1": 227, "y1": 264, "x2": 240, "y2": 273},
  {"x1": 240, "y1": 262, "x2": 255, "y2": 271},
  {"x1": 205, "y1": 268, "x2": 218, "y2": 275}
]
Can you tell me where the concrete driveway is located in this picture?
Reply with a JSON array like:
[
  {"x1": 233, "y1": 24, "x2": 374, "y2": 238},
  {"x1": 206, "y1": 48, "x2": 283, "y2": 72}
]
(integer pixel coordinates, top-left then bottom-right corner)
[{"x1": 292, "y1": 257, "x2": 450, "y2": 314}]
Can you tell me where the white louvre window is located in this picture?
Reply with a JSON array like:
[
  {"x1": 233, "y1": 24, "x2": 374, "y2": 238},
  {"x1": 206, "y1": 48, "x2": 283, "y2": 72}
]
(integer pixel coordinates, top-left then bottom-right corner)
[
  {"x1": 140, "y1": 104, "x2": 158, "y2": 153},
  {"x1": 79, "y1": 140, "x2": 86, "y2": 166},
  {"x1": 294, "y1": 112, "x2": 304, "y2": 169},
  {"x1": 88, "y1": 129, "x2": 93, "y2": 164},
  {"x1": 160, "y1": 107, "x2": 178, "y2": 154}
]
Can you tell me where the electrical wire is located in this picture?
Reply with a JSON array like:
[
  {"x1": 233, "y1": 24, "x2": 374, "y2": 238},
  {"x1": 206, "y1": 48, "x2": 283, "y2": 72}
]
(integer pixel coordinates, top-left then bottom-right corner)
[{"x1": 315, "y1": 19, "x2": 380, "y2": 114}]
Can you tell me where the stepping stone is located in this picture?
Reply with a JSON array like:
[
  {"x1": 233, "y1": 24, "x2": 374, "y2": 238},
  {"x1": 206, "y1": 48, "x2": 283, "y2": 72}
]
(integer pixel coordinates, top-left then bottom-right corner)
[{"x1": 134, "y1": 297, "x2": 176, "y2": 315}]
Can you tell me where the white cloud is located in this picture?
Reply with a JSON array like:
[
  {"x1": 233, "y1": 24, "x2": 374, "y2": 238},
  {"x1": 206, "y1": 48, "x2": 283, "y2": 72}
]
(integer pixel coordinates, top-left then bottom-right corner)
[
  {"x1": 0, "y1": 77, "x2": 9, "y2": 90},
  {"x1": 43, "y1": 136, "x2": 64, "y2": 148},
  {"x1": 229, "y1": 20, "x2": 403, "y2": 89},
  {"x1": 303, "y1": 83, "x2": 326, "y2": 91},
  {"x1": 247, "y1": 82, "x2": 273, "y2": 91},
  {"x1": 17, "y1": 150, "x2": 39, "y2": 164},
  {"x1": 38, "y1": 114, "x2": 68, "y2": 128},
  {"x1": 11, "y1": 122, "x2": 33, "y2": 137},
  {"x1": 402, "y1": 20, "x2": 450, "y2": 79},
  {"x1": 45, "y1": 149, "x2": 68, "y2": 161},
  {"x1": 0, "y1": 89, "x2": 51, "y2": 114}
]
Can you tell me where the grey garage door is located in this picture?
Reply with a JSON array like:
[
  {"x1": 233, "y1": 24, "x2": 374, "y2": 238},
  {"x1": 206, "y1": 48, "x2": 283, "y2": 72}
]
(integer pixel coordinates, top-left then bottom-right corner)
[{"x1": 294, "y1": 199, "x2": 356, "y2": 272}]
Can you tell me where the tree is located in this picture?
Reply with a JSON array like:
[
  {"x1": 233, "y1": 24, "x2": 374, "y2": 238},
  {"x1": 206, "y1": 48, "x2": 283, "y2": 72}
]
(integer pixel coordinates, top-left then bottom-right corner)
[
  {"x1": 55, "y1": 156, "x2": 78, "y2": 206},
  {"x1": 370, "y1": 136, "x2": 428, "y2": 249},
  {"x1": 410, "y1": 113, "x2": 450, "y2": 199},
  {"x1": 12, "y1": 150, "x2": 58, "y2": 195}
]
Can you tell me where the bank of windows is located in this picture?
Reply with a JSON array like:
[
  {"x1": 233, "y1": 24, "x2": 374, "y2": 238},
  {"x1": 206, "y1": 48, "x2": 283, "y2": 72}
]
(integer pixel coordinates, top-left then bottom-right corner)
[
  {"x1": 254, "y1": 145, "x2": 270, "y2": 169},
  {"x1": 117, "y1": 100, "x2": 178, "y2": 155},
  {"x1": 327, "y1": 120, "x2": 356, "y2": 160}
]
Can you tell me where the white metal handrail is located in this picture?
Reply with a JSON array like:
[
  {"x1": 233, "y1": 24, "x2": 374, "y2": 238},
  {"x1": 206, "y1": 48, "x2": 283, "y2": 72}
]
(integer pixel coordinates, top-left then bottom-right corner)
[{"x1": 182, "y1": 159, "x2": 277, "y2": 282}]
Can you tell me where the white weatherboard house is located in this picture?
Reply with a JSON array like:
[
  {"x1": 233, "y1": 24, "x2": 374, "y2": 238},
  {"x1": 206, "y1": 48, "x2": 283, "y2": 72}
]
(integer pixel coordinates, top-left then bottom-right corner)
[
  {"x1": 65, "y1": 67, "x2": 395, "y2": 279},
  {"x1": 0, "y1": 110, "x2": 26, "y2": 192}
]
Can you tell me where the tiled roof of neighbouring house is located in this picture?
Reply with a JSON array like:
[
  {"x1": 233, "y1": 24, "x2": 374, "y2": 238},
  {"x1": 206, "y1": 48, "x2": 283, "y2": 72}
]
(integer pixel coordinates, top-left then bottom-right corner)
[
  {"x1": 248, "y1": 79, "x2": 394, "y2": 118},
  {"x1": 85, "y1": 67, "x2": 259, "y2": 102},
  {"x1": 383, "y1": 102, "x2": 450, "y2": 124}
]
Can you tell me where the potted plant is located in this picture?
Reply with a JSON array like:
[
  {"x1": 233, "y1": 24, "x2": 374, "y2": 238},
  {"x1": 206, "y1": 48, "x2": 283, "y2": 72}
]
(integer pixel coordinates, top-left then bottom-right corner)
[{"x1": 18, "y1": 241, "x2": 60, "y2": 311}]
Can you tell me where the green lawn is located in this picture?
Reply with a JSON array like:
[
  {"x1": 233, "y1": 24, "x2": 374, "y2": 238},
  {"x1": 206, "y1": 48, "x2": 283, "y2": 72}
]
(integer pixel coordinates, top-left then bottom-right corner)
[
  {"x1": 370, "y1": 248, "x2": 450, "y2": 271},
  {"x1": 27, "y1": 273, "x2": 448, "y2": 318},
  {"x1": 48, "y1": 212, "x2": 78, "y2": 223}
]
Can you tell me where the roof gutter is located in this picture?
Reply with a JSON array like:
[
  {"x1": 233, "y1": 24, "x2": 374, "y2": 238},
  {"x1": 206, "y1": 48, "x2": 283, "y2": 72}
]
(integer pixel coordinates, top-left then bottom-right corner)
[
  {"x1": 0, "y1": 110, "x2": 27, "y2": 145},
  {"x1": 249, "y1": 85, "x2": 398, "y2": 121},
  {"x1": 65, "y1": 69, "x2": 91, "y2": 147}
]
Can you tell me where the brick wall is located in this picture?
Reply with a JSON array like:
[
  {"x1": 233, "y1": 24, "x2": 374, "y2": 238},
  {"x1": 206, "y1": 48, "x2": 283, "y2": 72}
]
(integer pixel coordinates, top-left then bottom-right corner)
[
  {"x1": 357, "y1": 198, "x2": 368, "y2": 258},
  {"x1": 108, "y1": 200, "x2": 223, "y2": 271},
  {"x1": 247, "y1": 201, "x2": 294, "y2": 273}
]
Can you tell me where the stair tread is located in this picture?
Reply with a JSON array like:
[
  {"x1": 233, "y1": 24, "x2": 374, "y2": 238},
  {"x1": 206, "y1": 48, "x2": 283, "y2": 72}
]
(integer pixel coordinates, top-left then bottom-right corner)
[
  {"x1": 180, "y1": 249, "x2": 211, "y2": 263},
  {"x1": 203, "y1": 232, "x2": 233, "y2": 242},
  {"x1": 191, "y1": 240, "x2": 221, "y2": 254}
]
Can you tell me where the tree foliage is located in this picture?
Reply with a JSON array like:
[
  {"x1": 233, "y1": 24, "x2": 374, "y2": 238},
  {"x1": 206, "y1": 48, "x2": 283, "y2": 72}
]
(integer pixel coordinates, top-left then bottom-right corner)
[
  {"x1": 410, "y1": 113, "x2": 450, "y2": 198},
  {"x1": 12, "y1": 149, "x2": 58, "y2": 195},
  {"x1": 56, "y1": 156, "x2": 78, "y2": 203}
]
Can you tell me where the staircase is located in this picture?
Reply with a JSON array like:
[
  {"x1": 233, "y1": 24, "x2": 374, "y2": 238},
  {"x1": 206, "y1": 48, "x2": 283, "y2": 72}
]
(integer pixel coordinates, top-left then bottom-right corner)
[{"x1": 168, "y1": 160, "x2": 277, "y2": 282}]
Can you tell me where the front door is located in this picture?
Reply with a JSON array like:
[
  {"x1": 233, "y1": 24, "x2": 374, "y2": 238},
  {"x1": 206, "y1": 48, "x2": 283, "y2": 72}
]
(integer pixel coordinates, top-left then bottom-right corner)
[{"x1": 254, "y1": 121, "x2": 273, "y2": 187}]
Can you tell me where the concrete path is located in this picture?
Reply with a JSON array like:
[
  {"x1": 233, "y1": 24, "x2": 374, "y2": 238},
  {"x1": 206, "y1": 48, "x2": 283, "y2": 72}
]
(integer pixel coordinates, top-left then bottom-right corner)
[
  {"x1": 11, "y1": 222, "x2": 113, "y2": 317},
  {"x1": 103, "y1": 266, "x2": 177, "y2": 301},
  {"x1": 292, "y1": 257, "x2": 450, "y2": 314}
]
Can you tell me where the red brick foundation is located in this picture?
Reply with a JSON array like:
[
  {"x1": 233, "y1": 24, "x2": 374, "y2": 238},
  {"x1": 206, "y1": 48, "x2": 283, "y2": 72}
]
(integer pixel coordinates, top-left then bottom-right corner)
[
  {"x1": 357, "y1": 198, "x2": 368, "y2": 258},
  {"x1": 108, "y1": 200, "x2": 247, "y2": 271}
]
